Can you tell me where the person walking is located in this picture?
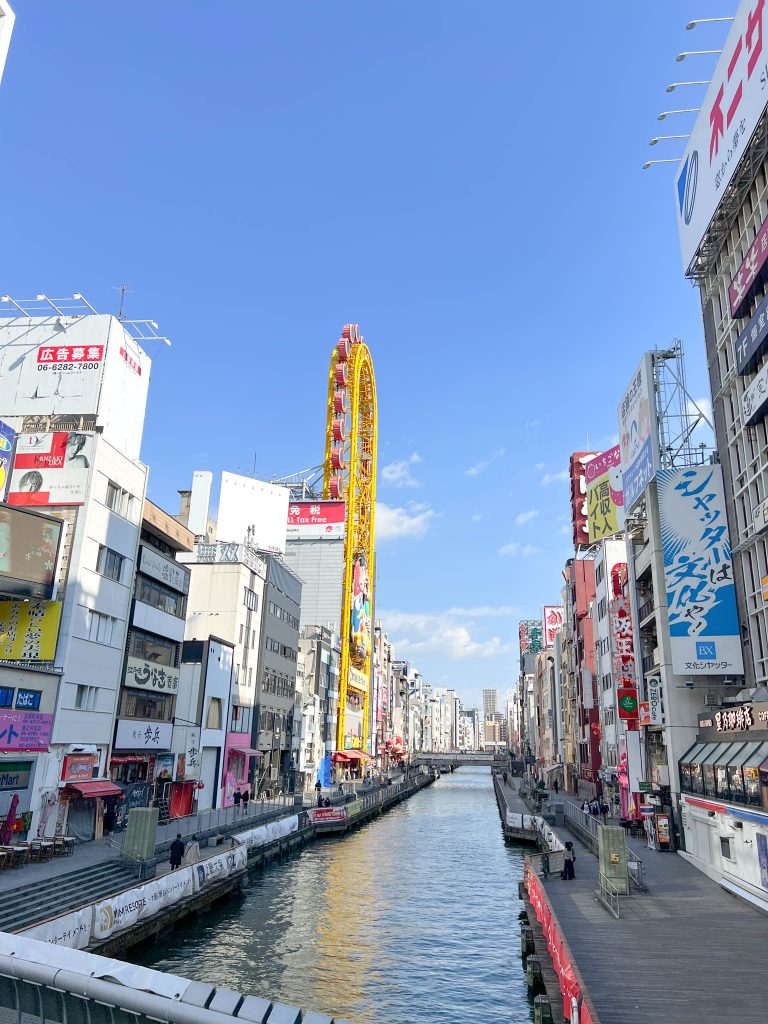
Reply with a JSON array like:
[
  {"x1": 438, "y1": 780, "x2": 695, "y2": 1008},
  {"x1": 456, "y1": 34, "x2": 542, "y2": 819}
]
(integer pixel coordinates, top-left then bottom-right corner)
[
  {"x1": 183, "y1": 834, "x2": 200, "y2": 866},
  {"x1": 242, "y1": 789, "x2": 250, "y2": 815},
  {"x1": 315, "y1": 780, "x2": 322, "y2": 806},
  {"x1": 169, "y1": 834, "x2": 185, "y2": 871},
  {"x1": 233, "y1": 788, "x2": 241, "y2": 812},
  {"x1": 553, "y1": 779, "x2": 559, "y2": 795},
  {"x1": 581, "y1": 799, "x2": 590, "y2": 815},
  {"x1": 562, "y1": 841, "x2": 576, "y2": 880},
  {"x1": 600, "y1": 800, "x2": 609, "y2": 825}
]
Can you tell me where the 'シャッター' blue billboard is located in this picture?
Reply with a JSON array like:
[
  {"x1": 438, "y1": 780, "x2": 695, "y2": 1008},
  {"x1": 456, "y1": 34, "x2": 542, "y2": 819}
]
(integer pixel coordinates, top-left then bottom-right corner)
[{"x1": 658, "y1": 465, "x2": 743, "y2": 676}]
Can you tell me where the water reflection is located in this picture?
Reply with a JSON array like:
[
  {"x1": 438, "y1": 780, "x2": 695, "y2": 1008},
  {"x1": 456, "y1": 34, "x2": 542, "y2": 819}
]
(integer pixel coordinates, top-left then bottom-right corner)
[{"x1": 131, "y1": 768, "x2": 533, "y2": 1024}]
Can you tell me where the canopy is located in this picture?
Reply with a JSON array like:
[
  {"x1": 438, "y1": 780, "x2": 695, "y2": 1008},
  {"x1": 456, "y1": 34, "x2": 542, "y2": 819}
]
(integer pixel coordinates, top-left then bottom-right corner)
[
  {"x1": 231, "y1": 746, "x2": 263, "y2": 757},
  {"x1": 341, "y1": 749, "x2": 373, "y2": 761},
  {"x1": 66, "y1": 780, "x2": 123, "y2": 799},
  {"x1": 332, "y1": 752, "x2": 351, "y2": 763}
]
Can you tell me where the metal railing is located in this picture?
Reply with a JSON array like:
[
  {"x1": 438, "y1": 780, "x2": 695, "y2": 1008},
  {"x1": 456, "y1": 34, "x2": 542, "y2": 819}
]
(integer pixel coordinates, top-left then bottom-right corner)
[
  {"x1": 529, "y1": 849, "x2": 565, "y2": 878},
  {"x1": 627, "y1": 848, "x2": 647, "y2": 892},
  {"x1": 597, "y1": 872, "x2": 621, "y2": 918}
]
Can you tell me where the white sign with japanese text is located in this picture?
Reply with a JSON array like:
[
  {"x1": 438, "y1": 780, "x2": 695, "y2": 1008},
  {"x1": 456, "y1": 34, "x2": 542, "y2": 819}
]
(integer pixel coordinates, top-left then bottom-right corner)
[
  {"x1": 657, "y1": 466, "x2": 744, "y2": 675},
  {"x1": 676, "y1": 0, "x2": 768, "y2": 272},
  {"x1": 618, "y1": 353, "x2": 659, "y2": 511},
  {"x1": 139, "y1": 546, "x2": 190, "y2": 595},
  {"x1": 124, "y1": 656, "x2": 180, "y2": 693},
  {"x1": 114, "y1": 719, "x2": 172, "y2": 750},
  {"x1": 20, "y1": 906, "x2": 93, "y2": 949}
]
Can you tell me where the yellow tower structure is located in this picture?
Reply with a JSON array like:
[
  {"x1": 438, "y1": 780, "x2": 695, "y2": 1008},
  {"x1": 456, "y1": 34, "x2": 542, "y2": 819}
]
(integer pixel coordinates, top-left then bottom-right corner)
[{"x1": 323, "y1": 324, "x2": 377, "y2": 754}]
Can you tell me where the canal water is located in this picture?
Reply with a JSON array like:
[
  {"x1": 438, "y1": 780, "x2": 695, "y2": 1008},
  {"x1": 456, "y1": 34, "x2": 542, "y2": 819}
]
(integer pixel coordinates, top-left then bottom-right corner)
[{"x1": 131, "y1": 767, "x2": 534, "y2": 1024}]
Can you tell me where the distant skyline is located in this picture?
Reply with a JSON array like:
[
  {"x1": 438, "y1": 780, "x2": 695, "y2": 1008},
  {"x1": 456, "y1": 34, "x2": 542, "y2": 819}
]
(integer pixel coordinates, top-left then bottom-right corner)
[{"x1": 2, "y1": 1, "x2": 721, "y2": 707}]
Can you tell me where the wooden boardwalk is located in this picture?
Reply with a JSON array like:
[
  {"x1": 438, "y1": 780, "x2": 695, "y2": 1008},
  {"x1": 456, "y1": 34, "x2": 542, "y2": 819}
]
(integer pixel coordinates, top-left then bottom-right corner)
[{"x1": 541, "y1": 819, "x2": 768, "y2": 1023}]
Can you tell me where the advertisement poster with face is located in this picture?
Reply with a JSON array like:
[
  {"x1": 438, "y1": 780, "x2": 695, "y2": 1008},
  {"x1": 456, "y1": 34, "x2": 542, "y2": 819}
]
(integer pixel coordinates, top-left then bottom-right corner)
[
  {"x1": 7, "y1": 432, "x2": 92, "y2": 506},
  {"x1": 350, "y1": 553, "x2": 371, "y2": 659},
  {"x1": 0, "y1": 420, "x2": 15, "y2": 501}
]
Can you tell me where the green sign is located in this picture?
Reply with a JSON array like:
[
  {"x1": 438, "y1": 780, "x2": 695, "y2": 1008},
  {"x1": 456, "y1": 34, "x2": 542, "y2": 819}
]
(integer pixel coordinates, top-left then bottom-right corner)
[
  {"x1": 0, "y1": 760, "x2": 32, "y2": 791},
  {"x1": 618, "y1": 692, "x2": 638, "y2": 715},
  {"x1": 638, "y1": 781, "x2": 652, "y2": 793}
]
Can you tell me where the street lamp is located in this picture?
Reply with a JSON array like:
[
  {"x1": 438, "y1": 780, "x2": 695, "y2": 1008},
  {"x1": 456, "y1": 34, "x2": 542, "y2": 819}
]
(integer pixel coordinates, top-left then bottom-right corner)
[
  {"x1": 676, "y1": 50, "x2": 721, "y2": 61},
  {"x1": 666, "y1": 81, "x2": 710, "y2": 92},
  {"x1": 658, "y1": 109, "x2": 700, "y2": 120},
  {"x1": 643, "y1": 160, "x2": 681, "y2": 169},
  {"x1": 686, "y1": 18, "x2": 734, "y2": 30},
  {"x1": 649, "y1": 135, "x2": 690, "y2": 145}
]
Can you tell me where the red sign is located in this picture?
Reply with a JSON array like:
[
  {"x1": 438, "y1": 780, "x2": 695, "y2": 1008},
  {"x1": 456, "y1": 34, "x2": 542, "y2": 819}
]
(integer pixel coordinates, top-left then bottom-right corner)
[
  {"x1": 709, "y1": 0, "x2": 764, "y2": 169},
  {"x1": 120, "y1": 347, "x2": 142, "y2": 375},
  {"x1": 307, "y1": 806, "x2": 347, "y2": 823},
  {"x1": 729, "y1": 211, "x2": 768, "y2": 317},
  {"x1": 62, "y1": 754, "x2": 97, "y2": 782},
  {"x1": 287, "y1": 500, "x2": 345, "y2": 538},
  {"x1": 542, "y1": 606, "x2": 564, "y2": 648},
  {"x1": 570, "y1": 451, "x2": 599, "y2": 548},
  {"x1": 638, "y1": 701, "x2": 651, "y2": 727},
  {"x1": 584, "y1": 446, "x2": 621, "y2": 484},
  {"x1": 37, "y1": 345, "x2": 104, "y2": 364},
  {"x1": 617, "y1": 688, "x2": 639, "y2": 720},
  {"x1": 609, "y1": 595, "x2": 637, "y2": 688}
]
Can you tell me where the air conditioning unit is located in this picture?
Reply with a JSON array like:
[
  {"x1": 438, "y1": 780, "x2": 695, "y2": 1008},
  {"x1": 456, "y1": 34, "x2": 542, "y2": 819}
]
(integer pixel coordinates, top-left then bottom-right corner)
[
  {"x1": 705, "y1": 692, "x2": 719, "y2": 707},
  {"x1": 652, "y1": 647, "x2": 660, "y2": 666}
]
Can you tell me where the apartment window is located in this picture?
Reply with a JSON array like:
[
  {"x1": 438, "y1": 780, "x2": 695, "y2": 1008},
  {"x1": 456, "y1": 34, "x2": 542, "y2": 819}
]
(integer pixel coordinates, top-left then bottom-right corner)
[
  {"x1": 106, "y1": 481, "x2": 132, "y2": 518},
  {"x1": 74, "y1": 684, "x2": 97, "y2": 711},
  {"x1": 249, "y1": 667, "x2": 253, "y2": 687},
  {"x1": 87, "y1": 609, "x2": 116, "y2": 645},
  {"x1": 243, "y1": 587, "x2": 259, "y2": 612},
  {"x1": 230, "y1": 704, "x2": 251, "y2": 733},
  {"x1": 97, "y1": 545, "x2": 124, "y2": 582},
  {"x1": 121, "y1": 689, "x2": 173, "y2": 721},
  {"x1": 127, "y1": 628, "x2": 177, "y2": 667},
  {"x1": 137, "y1": 576, "x2": 186, "y2": 618},
  {"x1": 206, "y1": 697, "x2": 222, "y2": 730},
  {"x1": 235, "y1": 663, "x2": 240, "y2": 684},
  {"x1": 719, "y1": 836, "x2": 733, "y2": 860}
]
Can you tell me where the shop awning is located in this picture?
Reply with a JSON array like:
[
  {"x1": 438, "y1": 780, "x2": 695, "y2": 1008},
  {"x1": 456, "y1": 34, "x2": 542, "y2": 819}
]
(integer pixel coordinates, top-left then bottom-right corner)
[
  {"x1": 700, "y1": 742, "x2": 736, "y2": 765},
  {"x1": 343, "y1": 749, "x2": 373, "y2": 761},
  {"x1": 679, "y1": 742, "x2": 706, "y2": 765},
  {"x1": 231, "y1": 747, "x2": 263, "y2": 757},
  {"x1": 332, "y1": 752, "x2": 351, "y2": 763},
  {"x1": 740, "y1": 742, "x2": 768, "y2": 769},
  {"x1": 726, "y1": 741, "x2": 764, "y2": 769},
  {"x1": 66, "y1": 780, "x2": 123, "y2": 799}
]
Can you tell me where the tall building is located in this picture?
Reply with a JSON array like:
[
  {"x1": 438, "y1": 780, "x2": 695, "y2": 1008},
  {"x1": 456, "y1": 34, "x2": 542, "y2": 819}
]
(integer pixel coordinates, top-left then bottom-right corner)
[
  {"x1": 671, "y1": 0, "x2": 768, "y2": 903},
  {"x1": 482, "y1": 688, "x2": 498, "y2": 719}
]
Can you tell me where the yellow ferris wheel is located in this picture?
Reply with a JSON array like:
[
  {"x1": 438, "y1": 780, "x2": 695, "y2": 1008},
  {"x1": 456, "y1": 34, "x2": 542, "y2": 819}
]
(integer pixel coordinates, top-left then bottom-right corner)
[{"x1": 323, "y1": 324, "x2": 378, "y2": 754}]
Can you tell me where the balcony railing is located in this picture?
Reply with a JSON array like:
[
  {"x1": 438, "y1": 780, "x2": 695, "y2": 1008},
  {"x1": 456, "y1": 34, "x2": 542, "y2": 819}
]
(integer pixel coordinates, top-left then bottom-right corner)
[{"x1": 638, "y1": 598, "x2": 655, "y2": 622}]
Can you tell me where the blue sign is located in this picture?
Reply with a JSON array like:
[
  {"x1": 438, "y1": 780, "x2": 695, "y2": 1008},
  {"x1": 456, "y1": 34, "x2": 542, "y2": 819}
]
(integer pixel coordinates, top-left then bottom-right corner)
[
  {"x1": 15, "y1": 689, "x2": 41, "y2": 710},
  {"x1": 735, "y1": 290, "x2": 768, "y2": 375},
  {"x1": 0, "y1": 420, "x2": 15, "y2": 502},
  {"x1": 658, "y1": 466, "x2": 743, "y2": 676}
]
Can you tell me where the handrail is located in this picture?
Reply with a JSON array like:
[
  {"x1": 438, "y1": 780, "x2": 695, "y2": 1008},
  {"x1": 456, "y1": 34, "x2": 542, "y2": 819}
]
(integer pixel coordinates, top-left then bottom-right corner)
[
  {"x1": 597, "y1": 872, "x2": 621, "y2": 918},
  {"x1": 627, "y1": 847, "x2": 647, "y2": 892},
  {"x1": 101, "y1": 835, "x2": 145, "y2": 864}
]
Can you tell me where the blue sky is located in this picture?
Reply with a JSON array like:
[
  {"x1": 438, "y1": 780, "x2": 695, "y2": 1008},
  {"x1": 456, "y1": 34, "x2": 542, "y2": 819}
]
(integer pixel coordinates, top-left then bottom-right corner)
[{"x1": 1, "y1": 2, "x2": 723, "y2": 708}]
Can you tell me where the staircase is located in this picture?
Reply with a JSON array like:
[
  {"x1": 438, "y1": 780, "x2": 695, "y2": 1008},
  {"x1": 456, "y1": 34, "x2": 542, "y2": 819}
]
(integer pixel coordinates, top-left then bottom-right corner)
[{"x1": 0, "y1": 861, "x2": 139, "y2": 933}]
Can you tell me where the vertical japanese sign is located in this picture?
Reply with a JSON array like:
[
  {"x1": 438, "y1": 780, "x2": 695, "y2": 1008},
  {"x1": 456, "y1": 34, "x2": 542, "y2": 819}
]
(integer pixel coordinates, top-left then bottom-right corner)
[
  {"x1": 609, "y1": 595, "x2": 637, "y2": 689},
  {"x1": 676, "y1": 0, "x2": 768, "y2": 272},
  {"x1": 618, "y1": 354, "x2": 659, "y2": 512},
  {"x1": 0, "y1": 419, "x2": 15, "y2": 501},
  {"x1": 585, "y1": 446, "x2": 625, "y2": 542},
  {"x1": 519, "y1": 620, "x2": 543, "y2": 656},
  {"x1": 657, "y1": 466, "x2": 744, "y2": 675},
  {"x1": 542, "y1": 606, "x2": 563, "y2": 648}
]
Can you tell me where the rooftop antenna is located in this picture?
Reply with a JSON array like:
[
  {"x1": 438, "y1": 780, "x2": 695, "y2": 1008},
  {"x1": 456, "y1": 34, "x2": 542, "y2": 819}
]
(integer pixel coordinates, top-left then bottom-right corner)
[{"x1": 115, "y1": 285, "x2": 132, "y2": 320}]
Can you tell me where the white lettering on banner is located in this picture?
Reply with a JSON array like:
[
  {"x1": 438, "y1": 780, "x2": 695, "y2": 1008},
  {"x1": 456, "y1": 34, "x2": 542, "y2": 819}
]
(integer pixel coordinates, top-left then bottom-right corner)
[
  {"x1": 192, "y1": 846, "x2": 247, "y2": 892},
  {"x1": 676, "y1": 0, "x2": 768, "y2": 271},
  {"x1": 233, "y1": 815, "x2": 299, "y2": 850},
  {"x1": 715, "y1": 704, "x2": 755, "y2": 731},
  {"x1": 20, "y1": 907, "x2": 93, "y2": 949}
]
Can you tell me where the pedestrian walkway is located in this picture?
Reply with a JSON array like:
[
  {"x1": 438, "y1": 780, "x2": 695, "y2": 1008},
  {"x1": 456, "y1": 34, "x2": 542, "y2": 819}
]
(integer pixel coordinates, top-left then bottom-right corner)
[{"x1": 523, "y1": 785, "x2": 768, "y2": 1023}]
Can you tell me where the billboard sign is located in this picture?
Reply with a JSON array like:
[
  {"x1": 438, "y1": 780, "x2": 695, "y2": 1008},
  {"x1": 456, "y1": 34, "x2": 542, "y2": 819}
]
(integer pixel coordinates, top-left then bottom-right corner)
[
  {"x1": 0, "y1": 504, "x2": 63, "y2": 600},
  {"x1": 286, "y1": 500, "x2": 346, "y2": 539},
  {"x1": 741, "y1": 358, "x2": 768, "y2": 425},
  {"x1": 617, "y1": 688, "x2": 639, "y2": 720},
  {"x1": 0, "y1": 599, "x2": 62, "y2": 660},
  {"x1": 7, "y1": 432, "x2": 92, "y2": 506},
  {"x1": 675, "y1": 0, "x2": 768, "y2": 272},
  {"x1": 570, "y1": 451, "x2": 599, "y2": 547},
  {"x1": 657, "y1": 466, "x2": 744, "y2": 675},
  {"x1": 729, "y1": 211, "x2": 768, "y2": 318},
  {"x1": 609, "y1": 595, "x2": 637, "y2": 688},
  {"x1": 217, "y1": 472, "x2": 290, "y2": 554},
  {"x1": 114, "y1": 719, "x2": 173, "y2": 750},
  {"x1": 0, "y1": 711, "x2": 53, "y2": 752},
  {"x1": 585, "y1": 446, "x2": 625, "y2": 542},
  {"x1": 519, "y1": 619, "x2": 543, "y2": 656},
  {"x1": 543, "y1": 606, "x2": 564, "y2": 648},
  {"x1": 350, "y1": 554, "x2": 371, "y2": 660},
  {"x1": 125, "y1": 656, "x2": 180, "y2": 693},
  {"x1": 0, "y1": 420, "x2": 14, "y2": 501},
  {"x1": 138, "y1": 545, "x2": 189, "y2": 594},
  {"x1": 618, "y1": 354, "x2": 659, "y2": 511},
  {"x1": 735, "y1": 291, "x2": 768, "y2": 374}
]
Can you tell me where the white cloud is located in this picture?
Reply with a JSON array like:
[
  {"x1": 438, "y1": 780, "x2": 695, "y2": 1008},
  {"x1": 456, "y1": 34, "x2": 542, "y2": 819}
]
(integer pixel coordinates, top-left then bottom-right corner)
[
  {"x1": 534, "y1": 462, "x2": 547, "y2": 472},
  {"x1": 540, "y1": 469, "x2": 569, "y2": 485},
  {"x1": 394, "y1": 626, "x2": 511, "y2": 660},
  {"x1": 686, "y1": 397, "x2": 715, "y2": 448},
  {"x1": 445, "y1": 605, "x2": 520, "y2": 617},
  {"x1": 381, "y1": 452, "x2": 421, "y2": 488},
  {"x1": 498, "y1": 542, "x2": 542, "y2": 557},
  {"x1": 376, "y1": 501, "x2": 435, "y2": 540},
  {"x1": 379, "y1": 605, "x2": 517, "y2": 662},
  {"x1": 465, "y1": 448, "x2": 506, "y2": 477},
  {"x1": 559, "y1": 523, "x2": 571, "y2": 536},
  {"x1": 514, "y1": 509, "x2": 540, "y2": 527},
  {"x1": 470, "y1": 513, "x2": 483, "y2": 522}
]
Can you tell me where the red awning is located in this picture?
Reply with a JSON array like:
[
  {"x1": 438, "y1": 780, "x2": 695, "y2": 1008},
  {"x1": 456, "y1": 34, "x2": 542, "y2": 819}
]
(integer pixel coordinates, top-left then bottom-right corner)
[
  {"x1": 343, "y1": 749, "x2": 373, "y2": 761},
  {"x1": 66, "y1": 780, "x2": 123, "y2": 799},
  {"x1": 332, "y1": 752, "x2": 351, "y2": 763}
]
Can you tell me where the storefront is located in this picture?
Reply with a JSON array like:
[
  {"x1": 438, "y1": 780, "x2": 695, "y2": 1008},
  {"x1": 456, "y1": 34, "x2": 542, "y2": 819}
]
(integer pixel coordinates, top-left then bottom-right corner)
[
  {"x1": 678, "y1": 700, "x2": 768, "y2": 907},
  {"x1": 222, "y1": 732, "x2": 260, "y2": 806}
]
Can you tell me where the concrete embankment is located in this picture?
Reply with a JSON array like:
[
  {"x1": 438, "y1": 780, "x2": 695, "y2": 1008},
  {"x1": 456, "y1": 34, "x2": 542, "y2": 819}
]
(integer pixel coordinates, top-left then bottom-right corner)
[{"x1": 20, "y1": 773, "x2": 435, "y2": 957}]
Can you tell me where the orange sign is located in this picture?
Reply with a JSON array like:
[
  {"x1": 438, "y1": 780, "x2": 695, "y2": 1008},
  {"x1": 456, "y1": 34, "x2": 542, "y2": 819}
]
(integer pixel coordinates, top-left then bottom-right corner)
[{"x1": 638, "y1": 701, "x2": 651, "y2": 727}]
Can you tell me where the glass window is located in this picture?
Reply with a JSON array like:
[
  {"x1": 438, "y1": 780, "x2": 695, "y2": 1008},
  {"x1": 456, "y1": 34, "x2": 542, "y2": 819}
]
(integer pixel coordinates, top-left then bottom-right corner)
[
  {"x1": 97, "y1": 545, "x2": 124, "y2": 582},
  {"x1": 229, "y1": 704, "x2": 251, "y2": 733},
  {"x1": 206, "y1": 697, "x2": 222, "y2": 730},
  {"x1": 87, "y1": 609, "x2": 116, "y2": 645},
  {"x1": 137, "y1": 576, "x2": 185, "y2": 618},
  {"x1": 74, "y1": 684, "x2": 97, "y2": 711},
  {"x1": 713, "y1": 743, "x2": 742, "y2": 798},
  {"x1": 720, "y1": 836, "x2": 733, "y2": 860},
  {"x1": 121, "y1": 689, "x2": 173, "y2": 721},
  {"x1": 106, "y1": 481, "x2": 132, "y2": 517},
  {"x1": 127, "y1": 628, "x2": 177, "y2": 667}
]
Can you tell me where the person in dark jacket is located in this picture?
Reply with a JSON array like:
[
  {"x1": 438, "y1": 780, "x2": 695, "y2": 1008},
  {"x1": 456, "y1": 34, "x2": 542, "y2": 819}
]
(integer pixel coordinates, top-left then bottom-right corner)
[
  {"x1": 233, "y1": 789, "x2": 241, "y2": 811},
  {"x1": 169, "y1": 834, "x2": 185, "y2": 870},
  {"x1": 562, "y1": 841, "x2": 575, "y2": 880}
]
